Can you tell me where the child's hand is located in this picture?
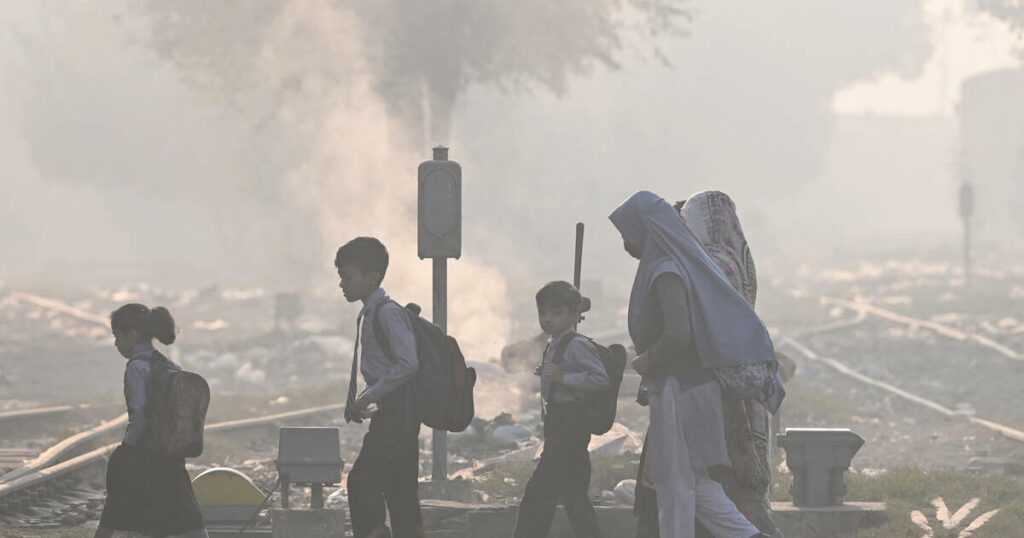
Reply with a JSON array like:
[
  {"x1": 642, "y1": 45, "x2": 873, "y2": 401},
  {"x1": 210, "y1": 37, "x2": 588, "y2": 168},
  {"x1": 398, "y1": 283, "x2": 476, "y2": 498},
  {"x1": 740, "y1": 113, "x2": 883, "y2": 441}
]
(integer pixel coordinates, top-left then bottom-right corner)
[
  {"x1": 353, "y1": 394, "x2": 377, "y2": 420},
  {"x1": 636, "y1": 381, "x2": 650, "y2": 407},
  {"x1": 632, "y1": 352, "x2": 650, "y2": 375},
  {"x1": 361, "y1": 403, "x2": 379, "y2": 419},
  {"x1": 544, "y1": 364, "x2": 565, "y2": 384},
  {"x1": 534, "y1": 363, "x2": 543, "y2": 377}
]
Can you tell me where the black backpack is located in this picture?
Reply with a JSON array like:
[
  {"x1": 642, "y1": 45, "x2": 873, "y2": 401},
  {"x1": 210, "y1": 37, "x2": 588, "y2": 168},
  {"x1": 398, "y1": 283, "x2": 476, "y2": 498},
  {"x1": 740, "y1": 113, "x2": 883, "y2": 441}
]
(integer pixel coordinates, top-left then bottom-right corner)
[
  {"x1": 372, "y1": 301, "x2": 476, "y2": 433},
  {"x1": 552, "y1": 333, "x2": 626, "y2": 435}
]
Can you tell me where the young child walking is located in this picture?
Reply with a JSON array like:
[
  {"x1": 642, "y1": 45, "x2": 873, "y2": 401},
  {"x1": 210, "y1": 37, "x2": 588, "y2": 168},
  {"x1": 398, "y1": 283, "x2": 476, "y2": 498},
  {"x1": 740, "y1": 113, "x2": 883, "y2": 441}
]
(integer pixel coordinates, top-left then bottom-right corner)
[
  {"x1": 95, "y1": 304, "x2": 207, "y2": 538},
  {"x1": 514, "y1": 281, "x2": 610, "y2": 538},
  {"x1": 336, "y1": 237, "x2": 425, "y2": 538}
]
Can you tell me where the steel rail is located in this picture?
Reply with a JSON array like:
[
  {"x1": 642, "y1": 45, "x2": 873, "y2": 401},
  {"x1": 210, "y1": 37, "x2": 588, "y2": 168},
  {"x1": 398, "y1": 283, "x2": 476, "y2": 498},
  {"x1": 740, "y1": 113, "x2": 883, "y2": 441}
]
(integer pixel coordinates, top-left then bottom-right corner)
[
  {"x1": 8, "y1": 291, "x2": 109, "y2": 327},
  {"x1": 0, "y1": 404, "x2": 80, "y2": 423},
  {"x1": 0, "y1": 402, "x2": 345, "y2": 508},
  {"x1": 819, "y1": 295, "x2": 1022, "y2": 361},
  {"x1": 775, "y1": 298, "x2": 1024, "y2": 447},
  {"x1": 781, "y1": 335, "x2": 1024, "y2": 445},
  {"x1": 0, "y1": 442, "x2": 117, "y2": 505},
  {"x1": 0, "y1": 414, "x2": 128, "y2": 483},
  {"x1": 785, "y1": 308, "x2": 868, "y2": 338},
  {"x1": 204, "y1": 403, "x2": 344, "y2": 433}
]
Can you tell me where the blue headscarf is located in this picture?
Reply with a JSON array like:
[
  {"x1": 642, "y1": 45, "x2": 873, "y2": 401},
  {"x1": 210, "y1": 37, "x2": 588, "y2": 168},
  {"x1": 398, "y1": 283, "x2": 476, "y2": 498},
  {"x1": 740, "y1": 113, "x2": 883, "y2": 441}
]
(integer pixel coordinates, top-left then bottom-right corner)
[{"x1": 610, "y1": 191, "x2": 780, "y2": 382}]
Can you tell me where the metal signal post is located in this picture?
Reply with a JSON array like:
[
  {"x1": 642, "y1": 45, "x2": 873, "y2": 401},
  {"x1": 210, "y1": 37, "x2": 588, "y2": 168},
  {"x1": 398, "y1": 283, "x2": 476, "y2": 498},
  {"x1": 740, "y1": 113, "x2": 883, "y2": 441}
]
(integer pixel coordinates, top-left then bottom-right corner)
[{"x1": 418, "y1": 145, "x2": 461, "y2": 481}]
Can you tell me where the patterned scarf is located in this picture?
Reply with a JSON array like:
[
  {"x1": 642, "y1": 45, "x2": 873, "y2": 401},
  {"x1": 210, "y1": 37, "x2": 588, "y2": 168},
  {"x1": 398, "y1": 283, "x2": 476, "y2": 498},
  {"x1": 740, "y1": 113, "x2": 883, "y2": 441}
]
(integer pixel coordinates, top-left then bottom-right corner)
[{"x1": 680, "y1": 190, "x2": 758, "y2": 306}]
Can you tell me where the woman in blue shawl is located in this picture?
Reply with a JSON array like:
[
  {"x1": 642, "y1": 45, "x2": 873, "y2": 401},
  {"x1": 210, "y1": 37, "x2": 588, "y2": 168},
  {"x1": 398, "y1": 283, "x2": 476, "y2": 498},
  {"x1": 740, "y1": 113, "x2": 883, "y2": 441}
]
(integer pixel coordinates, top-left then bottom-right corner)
[{"x1": 610, "y1": 191, "x2": 780, "y2": 538}]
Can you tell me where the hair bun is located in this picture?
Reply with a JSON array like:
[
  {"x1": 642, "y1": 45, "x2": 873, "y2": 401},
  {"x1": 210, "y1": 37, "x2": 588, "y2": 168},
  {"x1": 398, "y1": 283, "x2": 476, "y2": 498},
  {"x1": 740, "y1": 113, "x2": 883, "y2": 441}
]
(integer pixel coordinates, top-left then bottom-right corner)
[{"x1": 146, "y1": 306, "x2": 178, "y2": 345}]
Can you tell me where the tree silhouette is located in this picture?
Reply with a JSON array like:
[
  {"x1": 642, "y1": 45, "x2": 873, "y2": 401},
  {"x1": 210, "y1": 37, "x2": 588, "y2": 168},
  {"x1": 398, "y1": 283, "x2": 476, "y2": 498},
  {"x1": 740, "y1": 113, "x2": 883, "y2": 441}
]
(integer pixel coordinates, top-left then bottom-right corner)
[
  {"x1": 979, "y1": 1, "x2": 1024, "y2": 35},
  {"x1": 133, "y1": 0, "x2": 691, "y2": 144}
]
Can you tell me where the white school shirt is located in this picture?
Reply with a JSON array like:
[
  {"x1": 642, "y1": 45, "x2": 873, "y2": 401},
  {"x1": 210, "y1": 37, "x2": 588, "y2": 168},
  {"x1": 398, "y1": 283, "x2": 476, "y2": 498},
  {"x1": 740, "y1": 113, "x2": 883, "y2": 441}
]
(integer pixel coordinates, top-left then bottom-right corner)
[
  {"x1": 357, "y1": 288, "x2": 419, "y2": 403},
  {"x1": 540, "y1": 328, "x2": 610, "y2": 405}
]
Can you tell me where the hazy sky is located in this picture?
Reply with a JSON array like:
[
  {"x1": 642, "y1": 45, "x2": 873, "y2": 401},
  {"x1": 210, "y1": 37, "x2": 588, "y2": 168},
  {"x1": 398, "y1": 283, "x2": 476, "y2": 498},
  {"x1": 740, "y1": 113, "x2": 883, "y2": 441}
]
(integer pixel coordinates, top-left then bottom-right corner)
[
  {"x1": 834, "y1": 0, "x2": 1021, "y2": 116},
  {"x1": 1, "y1": 0, "x2": 1021, "y2": 298}
]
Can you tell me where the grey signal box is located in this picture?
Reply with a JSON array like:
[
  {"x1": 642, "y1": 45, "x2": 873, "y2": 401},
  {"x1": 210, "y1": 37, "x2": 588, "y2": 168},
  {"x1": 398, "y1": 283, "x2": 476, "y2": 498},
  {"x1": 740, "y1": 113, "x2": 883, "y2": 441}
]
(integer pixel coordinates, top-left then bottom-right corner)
[
  {"x1": 418, "y1": 146, "x2": 461, "y2": 259},
  {"x1": 275, "y1": 427, "x2": 343, "y2": 509}
]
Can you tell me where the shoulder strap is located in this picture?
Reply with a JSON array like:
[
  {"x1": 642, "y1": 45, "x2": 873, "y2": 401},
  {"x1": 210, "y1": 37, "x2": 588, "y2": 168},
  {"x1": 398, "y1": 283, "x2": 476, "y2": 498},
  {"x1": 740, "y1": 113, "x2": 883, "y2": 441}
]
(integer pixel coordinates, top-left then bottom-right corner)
[
  {"x1": 370, "y1": 299, "x2": 402, "y2": 361},
  {"x1": 369, "y1": 300, "x2": 417, "y2": 432},
  {"x1": 551, "y1": 332, "x2": 580, "y2": 365},
  {"x1": 551, "y1": 332, "x2": 598, "y2": 403}
]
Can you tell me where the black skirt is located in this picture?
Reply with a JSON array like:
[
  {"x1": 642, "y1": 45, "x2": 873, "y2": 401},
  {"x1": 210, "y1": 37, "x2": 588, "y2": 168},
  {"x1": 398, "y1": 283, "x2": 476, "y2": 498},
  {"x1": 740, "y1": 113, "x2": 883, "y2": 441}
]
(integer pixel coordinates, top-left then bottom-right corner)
[{"x1": 98, "y1": 444, "x2": 205, "y2": 536}]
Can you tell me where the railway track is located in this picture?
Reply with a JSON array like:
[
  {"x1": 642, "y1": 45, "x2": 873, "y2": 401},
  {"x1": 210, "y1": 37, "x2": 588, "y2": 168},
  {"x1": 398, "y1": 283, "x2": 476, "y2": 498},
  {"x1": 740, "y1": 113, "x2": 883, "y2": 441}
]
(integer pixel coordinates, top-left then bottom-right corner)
[
  {"x1": 0, "y1": 449, "x2": 37, "y2": 470},
  {"x1": 514, "y1": 293, "x2": 1024, "y2": 450},
  {"x1": 0, "y1": 291, "x2": 350, "y2": 527},
  {"x1": 817, "y1": 294, "x2": 1021, "y2": 361},
  {"x1": 778, "y1": 292, "x2": 1024, "y2": 446},
  {"x1": 4, "y1": 286, "x2": 1021, "y2": 529},
  {"x1": 0, "y1": 413, "x2": 128, "y2": 484},
  {"x1": 0, "y1": 403, "x2": 345, "y2": 526},
  {"x1": 6, "y1": 291, "x2": 109, "y2": 327},
  {"x1": 0, "y1": 405, "x2": 81, "y2": 424}
]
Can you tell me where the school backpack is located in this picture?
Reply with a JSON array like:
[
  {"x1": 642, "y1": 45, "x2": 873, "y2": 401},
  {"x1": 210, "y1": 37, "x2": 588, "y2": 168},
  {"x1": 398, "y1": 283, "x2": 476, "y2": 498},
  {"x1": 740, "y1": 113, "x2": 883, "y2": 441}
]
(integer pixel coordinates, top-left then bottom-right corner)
[
  {"x1": 552, "y1": 333, "x2": 627, "y2": 435},
  {"x1": 141, "y1": 353, "x2": 211, "y2": 458},
  {"x1": 372, "y1": 301, "x2": 476, "y2": 433}
]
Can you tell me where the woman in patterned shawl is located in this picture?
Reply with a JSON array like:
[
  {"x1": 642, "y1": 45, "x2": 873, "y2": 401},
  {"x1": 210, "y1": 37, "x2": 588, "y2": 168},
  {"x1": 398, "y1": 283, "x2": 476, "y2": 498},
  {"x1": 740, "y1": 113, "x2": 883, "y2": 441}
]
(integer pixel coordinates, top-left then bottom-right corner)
[
  {"x1": 634, "y1": 191, "x2": 781, "y2": 538},
  {"x1": 681, "y1": 190, "x2": 779, "y2": 537}
]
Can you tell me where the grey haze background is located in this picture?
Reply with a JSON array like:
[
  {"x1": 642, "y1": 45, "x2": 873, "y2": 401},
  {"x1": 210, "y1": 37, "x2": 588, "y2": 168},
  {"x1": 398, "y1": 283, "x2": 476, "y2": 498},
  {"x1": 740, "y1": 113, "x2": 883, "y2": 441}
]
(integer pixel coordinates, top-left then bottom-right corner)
[{"x1": 1, "y1": 1, "x2": 1019, "y2": 327}]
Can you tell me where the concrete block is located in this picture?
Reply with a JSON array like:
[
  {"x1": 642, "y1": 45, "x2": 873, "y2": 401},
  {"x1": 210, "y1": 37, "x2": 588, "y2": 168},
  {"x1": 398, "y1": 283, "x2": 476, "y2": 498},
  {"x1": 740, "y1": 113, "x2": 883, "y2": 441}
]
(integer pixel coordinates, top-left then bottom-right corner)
[
  {"x1": 772, "y1": 501, "x2": 887, "y2": 538},
  {"x1": 271, "y1": 508, "x2": 345, "y2": 538},
  {"x1": 777, "y1": 428, "x2": 865, "y2": 507},
  {"x1": 551, "y1": 505, "x2": 635, "y2": 537},
  {"x1": 207, "y1": 525, "x2": 272, "y2": 537},
  {"x1": 452, "y1": 501, "x2": 887, "y2": 538},
  {"x1": 421, "y1": 499, "x2": 473, "y2": 531},
  {"x1": 467, "y1": 506, "x2": 518, "y2": 538},
  {"x1": 465, "y1": 504, "x2": 636, "y2": 538},
  {"x1": 419, "y1": 478, "x2": 476, "y2": 503}
]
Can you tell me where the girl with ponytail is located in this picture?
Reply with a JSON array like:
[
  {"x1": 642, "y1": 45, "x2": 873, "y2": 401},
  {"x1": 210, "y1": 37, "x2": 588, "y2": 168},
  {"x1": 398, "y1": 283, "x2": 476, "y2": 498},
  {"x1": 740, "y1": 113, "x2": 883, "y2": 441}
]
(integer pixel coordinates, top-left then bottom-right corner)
[{"x1": 95, "y1": 304, "x2": 208, "y2": 538}]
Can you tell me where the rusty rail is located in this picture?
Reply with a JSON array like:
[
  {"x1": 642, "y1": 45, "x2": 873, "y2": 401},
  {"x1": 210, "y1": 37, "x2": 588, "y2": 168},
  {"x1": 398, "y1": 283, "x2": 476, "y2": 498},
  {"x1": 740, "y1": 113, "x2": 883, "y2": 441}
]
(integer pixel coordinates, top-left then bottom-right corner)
[
  {"x1": 0, "y1": 402, "x2": 344, "y2": 510},
  {"x1": 818, "y1": 294, "x2": 1021, "y2": 361},
  {"x1": 8, "y1": 291, "x2": 109, "y2": 327},
  {"x1": 781, "y1": 335, "x2": 1024, "y2": 446},
  {"x1": 0, "y1": 404, "x2": 80, "y2": 423},
  {"x1": 0, "y1": 413, "x2": 127, "y2": 483}
]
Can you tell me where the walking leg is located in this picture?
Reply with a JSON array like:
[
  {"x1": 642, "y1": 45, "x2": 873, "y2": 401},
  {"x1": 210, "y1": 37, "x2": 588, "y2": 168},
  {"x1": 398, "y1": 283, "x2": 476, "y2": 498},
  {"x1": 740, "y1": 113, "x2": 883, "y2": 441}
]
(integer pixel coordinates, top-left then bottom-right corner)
[
  {"x1": 562, "y1": 429, "x2": 602, "y2": 538},
  {"x1": 348, "y1": 431, "x2": 390, "y2": 537},
  {"x1": 693, "y1": 472, "x2": 759, "y2": 538},
  {"x1": 383, "y1": 431, "x2": 425, "y2": 538}
]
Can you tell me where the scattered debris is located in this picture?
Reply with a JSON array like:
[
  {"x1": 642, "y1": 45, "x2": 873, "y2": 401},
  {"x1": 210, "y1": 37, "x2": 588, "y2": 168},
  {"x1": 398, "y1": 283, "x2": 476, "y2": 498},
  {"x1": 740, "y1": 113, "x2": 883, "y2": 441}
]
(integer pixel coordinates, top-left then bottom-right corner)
[
  {"x1": 613, "y1": 479, "x2": 636, "y2": 504},
  {"x1": 588, "y1": 423, "x2": 642, "y2": 455}
]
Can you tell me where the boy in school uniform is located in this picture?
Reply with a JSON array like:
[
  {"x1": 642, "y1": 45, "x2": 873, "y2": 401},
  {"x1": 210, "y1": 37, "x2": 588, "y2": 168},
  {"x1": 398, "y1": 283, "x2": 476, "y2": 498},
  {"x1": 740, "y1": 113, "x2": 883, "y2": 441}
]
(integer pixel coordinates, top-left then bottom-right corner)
[
  {"x1": 514, "y1": 281, "x2": 610, "y2": 538},
  {"x1": 336, "y1": 237, "x2": 425, "y2": 538}
]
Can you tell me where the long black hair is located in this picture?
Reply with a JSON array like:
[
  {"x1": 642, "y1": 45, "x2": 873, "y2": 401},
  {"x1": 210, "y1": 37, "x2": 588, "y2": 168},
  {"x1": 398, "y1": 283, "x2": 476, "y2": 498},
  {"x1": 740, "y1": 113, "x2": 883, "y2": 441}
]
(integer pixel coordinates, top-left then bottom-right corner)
[{"x1": 110, "y1": 303, "x2": 178, "y2": 345}]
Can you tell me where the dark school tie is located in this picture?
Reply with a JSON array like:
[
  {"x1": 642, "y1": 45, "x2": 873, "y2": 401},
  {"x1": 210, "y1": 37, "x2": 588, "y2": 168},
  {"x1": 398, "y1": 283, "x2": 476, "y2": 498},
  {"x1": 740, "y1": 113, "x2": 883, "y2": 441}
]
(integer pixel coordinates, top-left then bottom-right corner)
[{"x1": 344, "y1": 314, "x2": 365, "y2": 423}]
